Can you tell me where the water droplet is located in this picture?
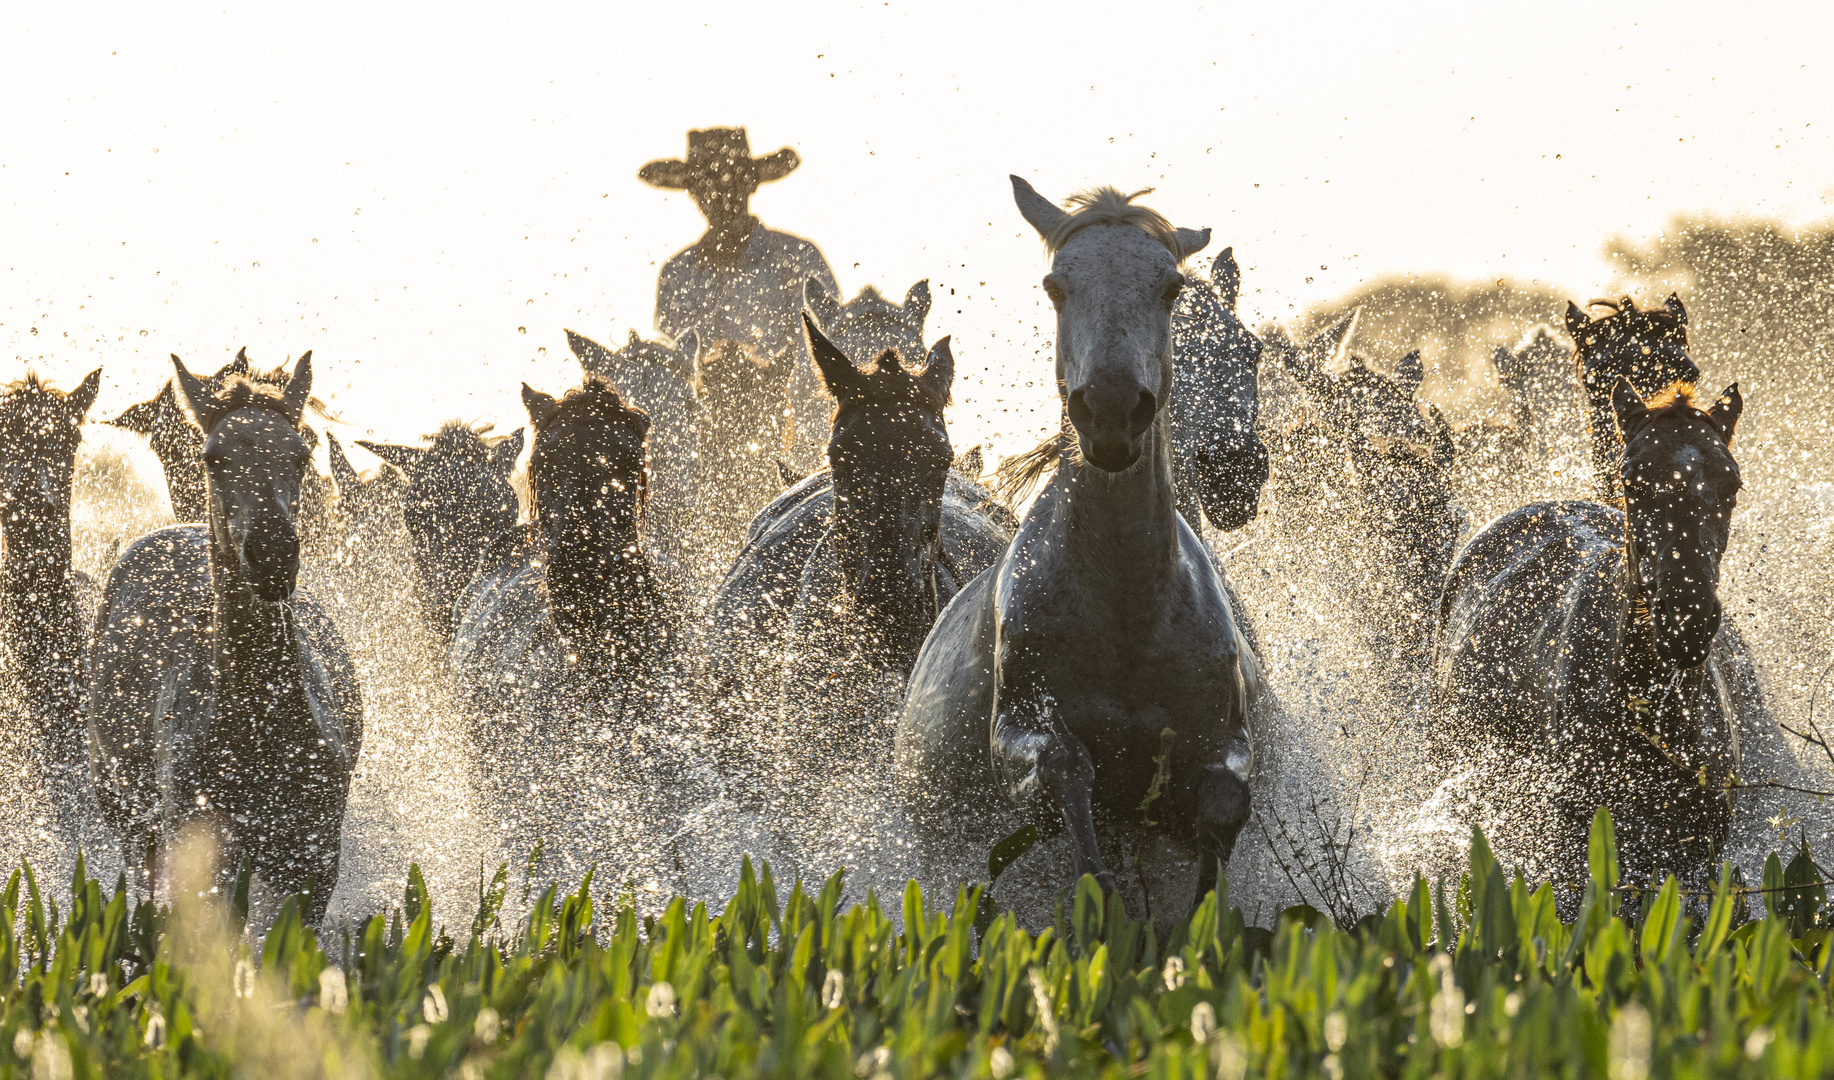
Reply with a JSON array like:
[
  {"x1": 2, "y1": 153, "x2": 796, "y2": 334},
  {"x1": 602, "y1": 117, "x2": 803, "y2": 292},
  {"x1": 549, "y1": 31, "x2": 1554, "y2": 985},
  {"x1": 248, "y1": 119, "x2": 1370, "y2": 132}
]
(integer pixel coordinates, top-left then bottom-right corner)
[{"x1": 518, "y1": 327, "x2": 527, "y2": 335}]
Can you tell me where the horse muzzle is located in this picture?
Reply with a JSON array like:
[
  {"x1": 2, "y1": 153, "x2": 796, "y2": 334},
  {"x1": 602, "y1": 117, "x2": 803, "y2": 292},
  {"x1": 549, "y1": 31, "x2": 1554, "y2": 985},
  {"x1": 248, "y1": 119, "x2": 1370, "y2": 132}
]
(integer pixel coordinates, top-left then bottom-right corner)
[
  {"x1": 1069, "y1": 385, "x2": 1157, "y2": 472},
  {"x1": 241, "y1": 523, "x2": 301, "y2": 601}
]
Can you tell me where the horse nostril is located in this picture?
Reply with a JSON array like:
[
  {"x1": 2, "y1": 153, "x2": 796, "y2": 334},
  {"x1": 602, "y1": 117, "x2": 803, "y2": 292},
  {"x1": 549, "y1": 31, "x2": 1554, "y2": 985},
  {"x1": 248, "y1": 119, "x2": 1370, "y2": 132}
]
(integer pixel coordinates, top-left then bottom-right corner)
[
  {"x1": 1129, "y1": 391, "x2": 1157, "y2": 435},
  {"x1": 1067, "y1": 390, "x2": 1093, "y2": 432}
]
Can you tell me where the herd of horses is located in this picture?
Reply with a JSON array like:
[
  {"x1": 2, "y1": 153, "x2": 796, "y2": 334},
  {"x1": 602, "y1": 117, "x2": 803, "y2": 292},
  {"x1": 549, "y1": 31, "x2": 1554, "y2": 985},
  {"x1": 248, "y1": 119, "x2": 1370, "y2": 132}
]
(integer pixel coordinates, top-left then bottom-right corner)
[{"x1": 0, "y1": 176, "x2": 1764, "y2": 924}]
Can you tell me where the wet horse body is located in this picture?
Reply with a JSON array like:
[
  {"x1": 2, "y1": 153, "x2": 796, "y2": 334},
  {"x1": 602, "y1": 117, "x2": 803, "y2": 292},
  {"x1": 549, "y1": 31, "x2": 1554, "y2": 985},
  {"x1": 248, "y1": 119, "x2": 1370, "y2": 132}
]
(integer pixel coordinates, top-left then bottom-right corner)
[
  {"x1": 87, "y1": 356, "x2": 362, "y2": 918},
  {"x1": 706, "y1": 316, "x2": 1012, "y2": 826},
  {"x1": 0, "y1": 371, "x2": 102, "y2": 819},
  {"x1": 450, "y1": 378, "x2": 679, "y2": 848},
  {"x1": 898, "y1": 181, "x2": 1267, "y2": 910},
  {"x1": 1433, "y1": 377, "x2": 1748, "y2": 883}
]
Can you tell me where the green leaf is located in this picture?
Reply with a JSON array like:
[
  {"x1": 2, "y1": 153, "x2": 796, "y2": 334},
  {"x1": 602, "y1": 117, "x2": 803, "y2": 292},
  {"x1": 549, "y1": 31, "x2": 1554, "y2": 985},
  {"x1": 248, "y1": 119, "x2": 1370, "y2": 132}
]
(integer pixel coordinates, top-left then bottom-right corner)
[
  {"x1": 1587, "y1": 807, "x2": 1619, "y2": 910},
  {"x1": 988, "y1": 825, "x2": 1039, "y2": 885},
  {"x1": 1695, "y1": 862, "x2": 1737, "y2": 960},
  {"x1": 1638, "y1": 876, "x2": 1680, "y2": 964}
]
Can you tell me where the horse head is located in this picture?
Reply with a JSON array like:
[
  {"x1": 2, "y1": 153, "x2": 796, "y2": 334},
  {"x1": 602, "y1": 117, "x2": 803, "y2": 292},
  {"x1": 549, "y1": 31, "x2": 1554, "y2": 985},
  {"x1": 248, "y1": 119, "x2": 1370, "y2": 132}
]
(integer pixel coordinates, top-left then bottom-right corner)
[
  {"x1": 358, "y1": 423, "x2": 522, "y2": 634},
  {"x1": 1171, "y1": 246, "x2": 1268, "y2": 530},
  {"x1": 172, "y1": 352, "x2": 316, "y2": 602},
  {"x1": 521, "y1": 376, "x2": 651, "y2": 629},
  {"x1": 109, "y1": 351, "x2": 250, "y2": 519},
  {"x1": 805, "y1": 277, "x2": 931, "y2": 383},
  {"x1": 1012, "y1": 177, "x2": 1209, "y2": 472},
  {"x1": 804, "y1": 312, "x2": 954, "y2": 664},
  {"x1": 0, "y1": 369, "x2": 101, "y2": 532},
  {"x1": 1614, "y1": 379, "x2": 1743, "y2": 669},
  {"x1": 1569, "y1": 295, "x2": 1700, "y2": 495}
]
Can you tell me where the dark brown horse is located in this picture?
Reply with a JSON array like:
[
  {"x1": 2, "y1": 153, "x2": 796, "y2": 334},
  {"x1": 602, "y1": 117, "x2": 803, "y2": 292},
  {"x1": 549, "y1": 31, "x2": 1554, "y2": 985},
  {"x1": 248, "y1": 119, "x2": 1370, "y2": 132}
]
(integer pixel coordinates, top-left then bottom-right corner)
[
  {"x1": 87, "y1": 355, "x2": 362, "y2": 920},
  {"x1": 705, "y1": 315, "x2": 1012, "y2": 842},
  {"x1": 1433, "y1": 378, "x2": 1751, "y2": 885},
  {"x1": 0, "y1": 370, "x2": 101, "y2": 825},
  {"x1": 449, "y1": 377, "x2": 678, "y2": 852}
]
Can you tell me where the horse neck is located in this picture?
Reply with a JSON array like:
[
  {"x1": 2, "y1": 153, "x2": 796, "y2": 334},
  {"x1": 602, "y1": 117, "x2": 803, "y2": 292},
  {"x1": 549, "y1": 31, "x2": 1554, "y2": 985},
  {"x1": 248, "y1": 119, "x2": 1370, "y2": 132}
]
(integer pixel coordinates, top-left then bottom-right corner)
[
  {"x1": 1055, "y1": 410, "x2": 1181, "y2": 585},
  {"x1": 1616, "y1": 534, "x2": 1705, "y2": 705},
  {"x1": 204, "y1": 497, "x2": 307, "y2": 720},
  {"x1": 0, "y1": 497, "x2": 82, "y2": 702},
  {"x1": 543, "y1": 518, "x2": 655, "y2": 650}
]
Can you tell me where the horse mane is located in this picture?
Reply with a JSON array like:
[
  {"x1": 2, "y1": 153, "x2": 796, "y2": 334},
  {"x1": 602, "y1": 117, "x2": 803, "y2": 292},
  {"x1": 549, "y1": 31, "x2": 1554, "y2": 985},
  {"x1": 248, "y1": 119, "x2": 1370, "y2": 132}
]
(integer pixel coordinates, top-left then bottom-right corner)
[
  {"x1": 426, "y1": 420, "x2": 498, "y2": 457},
  {"x1": 1042, "y1": 187, "x2": 1183, "y2": 259},
  {"x1": 835, "y1": 350, "x2": 950, "y2": 415},
  {"x1": 202, "y1": 377, "x2": 298, "y2": 420},
  {"x1": 1642, "y1": 382, "x2": 1711, "y2": 422},
  {"x1": 1, "y1": 371, "x2": 60, "y2": 399},
  {"x1": 534, "y1": 374, "x2": 647, "y2": 435},
  {"x1": 991, "y1": 424, "x2": 1079, "y2": 506}
]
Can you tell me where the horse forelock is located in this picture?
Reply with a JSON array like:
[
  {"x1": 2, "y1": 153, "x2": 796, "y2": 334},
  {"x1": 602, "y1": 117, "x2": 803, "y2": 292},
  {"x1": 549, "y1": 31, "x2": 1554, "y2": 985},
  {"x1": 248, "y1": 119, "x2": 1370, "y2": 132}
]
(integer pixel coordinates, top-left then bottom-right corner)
[
  {"x1": 197, "y1": 379, "x2": 303, "y2": 433},
  {"x1": 425, "y1": 420, "x2": 497, "y2": 459},
  {"x1": 1043, "y1": 187, "x2": 1184, "y2": 261}
]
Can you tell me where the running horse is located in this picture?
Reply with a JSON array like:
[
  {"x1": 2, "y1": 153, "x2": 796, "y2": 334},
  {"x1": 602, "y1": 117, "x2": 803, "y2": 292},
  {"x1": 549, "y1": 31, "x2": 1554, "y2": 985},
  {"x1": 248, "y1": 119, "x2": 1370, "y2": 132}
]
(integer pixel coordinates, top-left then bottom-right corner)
[
  {"x1": 897, "y1": 180, "x2": 1272, "y2": 910},
  {"x1": 1169, "y1": 246, "x2": 1269, "y2": 533},
  {"x1": 88, "y1": 355, "x2": 362, "y2": 918},
  {"x1": 1433, "y1": 373, "x2": 1750, "y2": 885}
]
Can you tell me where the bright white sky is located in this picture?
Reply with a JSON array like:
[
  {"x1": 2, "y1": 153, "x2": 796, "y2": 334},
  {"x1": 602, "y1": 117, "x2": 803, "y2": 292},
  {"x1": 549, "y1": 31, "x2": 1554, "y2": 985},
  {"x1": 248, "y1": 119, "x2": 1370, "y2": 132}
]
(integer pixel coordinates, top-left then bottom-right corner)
[{"x1": 3, "y1": 1, "x2": 1830, "y2": 467}]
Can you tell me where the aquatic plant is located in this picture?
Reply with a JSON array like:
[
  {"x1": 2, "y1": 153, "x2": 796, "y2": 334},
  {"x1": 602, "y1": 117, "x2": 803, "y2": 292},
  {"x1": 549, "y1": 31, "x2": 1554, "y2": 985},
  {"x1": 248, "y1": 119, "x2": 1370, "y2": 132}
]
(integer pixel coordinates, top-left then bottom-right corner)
[{"x1": 5, "y1": 810, "x2": 1834, "y2": 1077}]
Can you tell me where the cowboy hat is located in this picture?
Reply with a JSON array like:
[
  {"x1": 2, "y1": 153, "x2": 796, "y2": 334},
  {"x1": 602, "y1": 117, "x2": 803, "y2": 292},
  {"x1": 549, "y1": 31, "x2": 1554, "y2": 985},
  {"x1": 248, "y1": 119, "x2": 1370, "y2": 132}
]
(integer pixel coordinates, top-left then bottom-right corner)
[{"x1": 639, "y1": 127, "x2": 800, "y2": 190}]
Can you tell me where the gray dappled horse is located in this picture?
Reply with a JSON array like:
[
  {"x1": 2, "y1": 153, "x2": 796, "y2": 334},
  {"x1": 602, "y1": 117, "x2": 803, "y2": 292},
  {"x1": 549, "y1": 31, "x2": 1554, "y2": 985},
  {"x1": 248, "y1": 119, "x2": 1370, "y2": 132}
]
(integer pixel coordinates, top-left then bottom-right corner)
[
  {"x1": 705, "y1": 314, "x2": 1013, "y2": 845},
  {"x1": 898, "y1": 180, "x2": 1274, "y2": 915},
  {"x1": 449, "y1": 376, "x2": 679, "y2": 858},
  {"x1": 87, "y1": 354, "x2": 362, "y2": 921},
  {"x1": 804, "y1": 278, "x2": 932, "y2": 392},
  {"x1": 1170, "y1": 247, "x2": 1269, "y2": 533},
  {"x1": 0, "y1": 370, "x2": 101, "y2": 827},
  {"x1": 1433, "y1": 376, "x2": 1755, "y2": 887},
  {"x1": 1566, "y1": 295, "x2": 1700, "y2": 499},
  {"x1": 357, "y1": 424, "x2": 522, "y2": 639},
  {"x1": 566, "y1": 328, "x2": 702, "y2": 575},
  {"x1": 1491, "y1": 324, "x2": 1579, "y2": 469}
]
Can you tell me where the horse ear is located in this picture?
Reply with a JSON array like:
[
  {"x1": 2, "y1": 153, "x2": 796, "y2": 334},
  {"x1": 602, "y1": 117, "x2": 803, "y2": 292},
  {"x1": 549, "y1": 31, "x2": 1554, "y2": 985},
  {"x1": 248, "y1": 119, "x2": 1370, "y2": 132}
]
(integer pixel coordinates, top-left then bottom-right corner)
[
  {"x1": 804, "y1": 277, "x2": 844, "y2": 330},
  {"x1": 326, "y1": 433, "x2": 362, "y2": 494},
  {"x1": 776, "y1": 458, "x2": 799, "y2": 490},
  {"x1": 904, "y1": 280, "x2": 932, "y2": 327},
  {"x1": 355, "y1": 440, "x2": 426, "y2": 476},
  {"x1": 1708, "y1": 383, "x2": 1742, "y2": 443},
  {"x1": 919, "y1": 336, "x2": 954, "y2": 407},
  {"x1": 955, "y1": 444, "x2": 983, "y2": 478},
  {"x1": 1172, "y1": 227, "x2": 1211, "y2": 262},
  {"x1": 1491, "y1": 344, "x2": 1518, "y2": 383},
  {"x1": 1564, "y1": 301, "x2": 1590, "y2": 339},
  {"x1": 66, "y1": 368, "x2": 102, "y2": 420},
  {"x1": 1010, "y1": 175, "x2": 1069, "y2": 239},
  {"x1": 1424, "y1": 403, "x2": 1456, "y2": 471},
  {"x1": 1620, "y1": 296, "x2": 1639, "y2": 315},
  {"x1": 109, "y1": 393, "x2": 162, "y2": 433},
  {"x1": 1664, "y1": 293, "x2": 1688, "y2": 326},
  {"x1": 804, "y1": 312, "x2": 862, "y2": 400},
  {"x1": 1394, "y1": 350, "x2": 1425, "y2": 394},
  {"x1": 667, "y1": 330, "x2": 700, "y2": 382},
  {"x1": 492, "y1": 429, "x2": 526, "y2": 475},
  {"x1": 565, "y1": 329, "x2": 615, "y2": 377},
  {"x1": 214, "y1": 348, "x2": 249, "y2": 382},
  {"x1": 171, "y1": 355, "x2": 223, "y2": 433},
  {"x1": 1212, "y1": 247, "x2": 1241, "y2": 310},
  {"x1": 628, "y1": 328, "x2": 642, "y2": 347},
  {"x1": 280, "y1": 351, "x2": 314, "y2": 425},
  {"x1": 521, "y1": 383, "x2": 560, "y2": 428},
  {"x1": 1611, "y1": 378, "x2": 1649, "y2": 439}
]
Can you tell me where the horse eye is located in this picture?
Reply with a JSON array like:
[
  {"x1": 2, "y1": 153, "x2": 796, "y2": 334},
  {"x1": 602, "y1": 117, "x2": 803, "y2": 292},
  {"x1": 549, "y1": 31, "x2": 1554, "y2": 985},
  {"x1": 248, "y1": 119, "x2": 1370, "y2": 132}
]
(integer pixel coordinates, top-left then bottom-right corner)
[
  {"x1": 1042, "y1": 277, "x2": 1066, "y2": 306},
  {"x1": 1163, "y1": 277, "x2": 1185, "y2": 305}
]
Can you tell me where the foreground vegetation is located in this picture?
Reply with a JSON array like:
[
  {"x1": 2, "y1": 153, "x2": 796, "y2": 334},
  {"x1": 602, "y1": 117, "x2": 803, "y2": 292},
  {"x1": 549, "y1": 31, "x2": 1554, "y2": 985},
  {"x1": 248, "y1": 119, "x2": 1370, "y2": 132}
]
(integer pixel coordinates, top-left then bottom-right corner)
[{"x1": 4, "y1": 813, "x2": 1834, "y2": 1078}]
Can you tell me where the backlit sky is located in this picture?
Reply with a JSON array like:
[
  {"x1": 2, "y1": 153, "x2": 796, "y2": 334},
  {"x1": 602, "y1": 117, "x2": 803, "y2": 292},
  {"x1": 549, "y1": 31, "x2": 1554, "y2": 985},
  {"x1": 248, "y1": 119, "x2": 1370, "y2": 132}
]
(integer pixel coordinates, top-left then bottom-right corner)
[{"x1": 3, "y1": 1, "x2": 1830, "y2": 468}]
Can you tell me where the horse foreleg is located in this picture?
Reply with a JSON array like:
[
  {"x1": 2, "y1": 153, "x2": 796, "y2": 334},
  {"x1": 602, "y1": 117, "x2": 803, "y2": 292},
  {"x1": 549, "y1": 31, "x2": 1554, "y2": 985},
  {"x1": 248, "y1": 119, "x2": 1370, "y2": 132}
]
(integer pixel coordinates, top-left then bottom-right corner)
[
  {"x1": 1191, "y1": 761, "x2": 1252, "y2": 911},
  {"x1": 992, "y1": 714, "x2": 1116, "y2": 893}
]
